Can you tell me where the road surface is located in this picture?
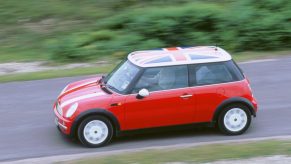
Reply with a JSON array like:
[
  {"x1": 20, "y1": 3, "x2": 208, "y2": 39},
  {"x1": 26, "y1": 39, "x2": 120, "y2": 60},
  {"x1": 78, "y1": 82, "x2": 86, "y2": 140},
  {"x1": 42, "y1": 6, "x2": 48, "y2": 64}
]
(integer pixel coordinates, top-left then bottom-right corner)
[{"x1": 0, "y1": 57, "x2": 291, "y2": 162}]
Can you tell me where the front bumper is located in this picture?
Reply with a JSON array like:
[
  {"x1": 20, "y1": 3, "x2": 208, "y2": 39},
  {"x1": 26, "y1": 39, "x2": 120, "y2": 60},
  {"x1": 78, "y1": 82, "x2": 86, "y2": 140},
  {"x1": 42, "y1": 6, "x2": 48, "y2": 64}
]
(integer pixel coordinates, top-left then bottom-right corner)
[
  {"x1": 54, "y1": 105, "x2": 72, "y2": 135},
  {"x1": 55, "y1": 117, "x2": 68, "y2": 130}
]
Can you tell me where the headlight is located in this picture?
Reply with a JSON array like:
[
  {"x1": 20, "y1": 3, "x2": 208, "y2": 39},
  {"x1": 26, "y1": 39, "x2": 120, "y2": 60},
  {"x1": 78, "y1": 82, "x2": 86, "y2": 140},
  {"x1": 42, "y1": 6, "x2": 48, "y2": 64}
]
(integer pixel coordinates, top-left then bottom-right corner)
[
  {"x1": 65, "y1": 103, "x2": 78, "y2": 118},
  {"x1": 56, "y1": 103, "x2": 63, "y2": 116}
]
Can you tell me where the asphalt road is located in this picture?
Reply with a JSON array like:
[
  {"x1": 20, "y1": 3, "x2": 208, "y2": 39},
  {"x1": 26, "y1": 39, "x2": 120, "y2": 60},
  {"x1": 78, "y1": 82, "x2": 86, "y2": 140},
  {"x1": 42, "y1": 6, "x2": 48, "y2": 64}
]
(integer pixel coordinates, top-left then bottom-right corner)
[{"x1": 0, "y1": 57, "x2": 291, "y2": 162}]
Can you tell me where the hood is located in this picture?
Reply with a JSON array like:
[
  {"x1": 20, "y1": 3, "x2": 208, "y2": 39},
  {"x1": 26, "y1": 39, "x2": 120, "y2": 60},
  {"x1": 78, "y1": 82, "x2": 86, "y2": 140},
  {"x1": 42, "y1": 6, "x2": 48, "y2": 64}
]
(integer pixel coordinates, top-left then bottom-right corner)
[{"x1": 58, "y1": 76, "x2": 111, "y2": 109}]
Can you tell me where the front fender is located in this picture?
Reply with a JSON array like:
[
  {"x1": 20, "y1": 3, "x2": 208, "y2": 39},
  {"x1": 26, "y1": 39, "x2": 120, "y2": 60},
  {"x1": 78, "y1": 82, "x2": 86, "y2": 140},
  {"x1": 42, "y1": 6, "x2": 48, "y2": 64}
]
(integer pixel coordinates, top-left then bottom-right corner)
[{"x1": 70, "y1": 108, "x2": 121, "y2": 138}]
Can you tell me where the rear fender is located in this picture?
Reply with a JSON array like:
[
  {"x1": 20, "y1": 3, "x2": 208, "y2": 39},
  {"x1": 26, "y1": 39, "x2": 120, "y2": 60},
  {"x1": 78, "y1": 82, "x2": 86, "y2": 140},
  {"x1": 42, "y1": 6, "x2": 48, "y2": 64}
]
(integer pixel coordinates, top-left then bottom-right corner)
[{"x1": 212, "y1": 97, "x2": 256, "y2": 123}]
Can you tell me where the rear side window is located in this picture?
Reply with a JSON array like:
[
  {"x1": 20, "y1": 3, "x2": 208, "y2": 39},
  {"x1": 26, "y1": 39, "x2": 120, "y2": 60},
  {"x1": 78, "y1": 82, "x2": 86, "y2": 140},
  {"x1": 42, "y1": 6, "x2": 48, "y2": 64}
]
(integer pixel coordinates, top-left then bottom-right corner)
[{"x1": 189, "y1": 61, "x2": 244, "y2": 86}]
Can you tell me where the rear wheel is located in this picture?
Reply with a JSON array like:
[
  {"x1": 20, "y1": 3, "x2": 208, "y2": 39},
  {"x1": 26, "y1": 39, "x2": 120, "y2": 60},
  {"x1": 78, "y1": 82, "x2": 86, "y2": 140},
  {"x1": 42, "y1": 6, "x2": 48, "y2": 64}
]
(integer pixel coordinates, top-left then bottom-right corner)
[
  {"x1": 218, "y1": 104, "x2": 251, "y2": 135},
  {"x1": 77, "y1": 115, "x2": 113, "y2": 147}
]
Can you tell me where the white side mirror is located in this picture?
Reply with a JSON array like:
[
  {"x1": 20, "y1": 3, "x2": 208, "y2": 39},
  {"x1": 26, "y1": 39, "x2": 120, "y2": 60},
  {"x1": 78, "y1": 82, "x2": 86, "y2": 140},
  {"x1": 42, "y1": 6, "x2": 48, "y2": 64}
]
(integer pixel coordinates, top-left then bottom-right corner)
[{"x1": 137, "y1": 88, "x2": 149, "y2": 99}]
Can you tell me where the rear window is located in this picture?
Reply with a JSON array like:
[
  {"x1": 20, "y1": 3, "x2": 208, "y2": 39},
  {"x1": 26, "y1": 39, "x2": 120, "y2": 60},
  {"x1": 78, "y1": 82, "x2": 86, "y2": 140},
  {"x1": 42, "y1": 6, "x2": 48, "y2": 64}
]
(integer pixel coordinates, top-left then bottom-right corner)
[{"x1": 189, "y1": 60, "x2": 244, "y2": 86}]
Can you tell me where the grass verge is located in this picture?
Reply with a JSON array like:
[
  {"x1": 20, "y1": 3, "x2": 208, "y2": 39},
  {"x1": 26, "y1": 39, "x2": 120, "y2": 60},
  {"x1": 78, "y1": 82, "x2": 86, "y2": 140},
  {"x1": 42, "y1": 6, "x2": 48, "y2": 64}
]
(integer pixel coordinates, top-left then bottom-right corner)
[
  {"x1": 60, "y1": 140, "x2": 291, "y2": 164},
  {"x1": 0, "y1": 65, "x2": 115, "y2": 83},
  {"x1": 0, "y1": 50, "x2": 290, "y2": 83}
]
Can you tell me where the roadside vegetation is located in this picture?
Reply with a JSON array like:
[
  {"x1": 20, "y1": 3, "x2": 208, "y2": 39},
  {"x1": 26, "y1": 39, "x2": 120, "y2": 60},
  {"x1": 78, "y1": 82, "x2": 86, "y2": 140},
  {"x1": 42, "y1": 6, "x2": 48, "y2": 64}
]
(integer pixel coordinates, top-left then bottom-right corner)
[
  {"x1": 0, "y1": 0, "x2": 290, "y2": 63},
  {"x1": 0, "y1": 0, "x2": 290, "y2": 82},
  {"x1": 60, "y1": 139, "x2": 291, "y2": 164}
]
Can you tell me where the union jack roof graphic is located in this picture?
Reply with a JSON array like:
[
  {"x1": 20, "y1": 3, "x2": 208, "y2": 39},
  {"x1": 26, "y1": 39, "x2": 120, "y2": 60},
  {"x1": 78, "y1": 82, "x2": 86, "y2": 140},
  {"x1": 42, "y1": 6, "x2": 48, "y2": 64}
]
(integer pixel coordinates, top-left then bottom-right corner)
[{"x1": 128, "y1": 46, "x2": 232, "y2": 67}]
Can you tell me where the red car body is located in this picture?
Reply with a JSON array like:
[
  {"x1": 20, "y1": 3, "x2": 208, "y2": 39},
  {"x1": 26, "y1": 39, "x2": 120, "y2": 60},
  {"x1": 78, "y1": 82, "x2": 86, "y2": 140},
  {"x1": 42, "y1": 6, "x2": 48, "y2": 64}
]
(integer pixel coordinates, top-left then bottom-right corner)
[
  {"x1": 54, "y1": 77, "x2": 257, "y2": 135},
  {"x1": 54, "y1": 46, "x2": 258, "y2": 147}
]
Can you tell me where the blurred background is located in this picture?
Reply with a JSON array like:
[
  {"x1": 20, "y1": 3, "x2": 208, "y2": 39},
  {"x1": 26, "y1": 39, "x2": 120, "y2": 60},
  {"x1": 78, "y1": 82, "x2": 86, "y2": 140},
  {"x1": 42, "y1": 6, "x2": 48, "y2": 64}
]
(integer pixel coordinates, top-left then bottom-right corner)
[{"x1": 1, "y1": 0, "x2": 290, "y2": 64}]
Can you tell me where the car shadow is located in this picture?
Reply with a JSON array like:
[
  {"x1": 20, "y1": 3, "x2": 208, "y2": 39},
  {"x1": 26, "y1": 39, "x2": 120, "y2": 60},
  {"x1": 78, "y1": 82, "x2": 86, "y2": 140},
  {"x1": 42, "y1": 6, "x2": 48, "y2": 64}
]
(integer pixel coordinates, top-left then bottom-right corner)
[
  {"x1": 55, "y1": 124, "x2": 256, "y2": 150},
  {"x1": 111, "y1": 127, "x2": 220, "y2": 145},
  {"x1": 56, "y1": 126, "x2": 220, "y2": 148}
]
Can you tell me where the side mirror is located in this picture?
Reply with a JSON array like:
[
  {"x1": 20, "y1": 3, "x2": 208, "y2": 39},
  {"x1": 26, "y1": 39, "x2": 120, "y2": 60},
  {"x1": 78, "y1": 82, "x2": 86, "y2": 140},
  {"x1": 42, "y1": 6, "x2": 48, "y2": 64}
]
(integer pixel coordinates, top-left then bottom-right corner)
[{"x1": 137, "y1": 88, "x2": 149, "y2": 99}]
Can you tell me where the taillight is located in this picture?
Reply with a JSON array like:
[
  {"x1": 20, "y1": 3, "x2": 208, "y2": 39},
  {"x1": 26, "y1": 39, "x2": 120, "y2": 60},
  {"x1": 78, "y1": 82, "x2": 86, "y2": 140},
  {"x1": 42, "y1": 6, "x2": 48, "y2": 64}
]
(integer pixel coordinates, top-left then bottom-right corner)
[{"x1": 245, "y1": 76, "x2": 254, "y2": 98}]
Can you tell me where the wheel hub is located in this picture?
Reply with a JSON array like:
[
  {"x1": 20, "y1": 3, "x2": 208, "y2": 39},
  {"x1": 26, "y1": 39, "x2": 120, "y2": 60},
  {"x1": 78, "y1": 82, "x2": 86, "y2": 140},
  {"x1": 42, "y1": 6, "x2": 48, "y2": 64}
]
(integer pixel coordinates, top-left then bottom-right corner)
[
  {"x1": 83, "y1": 120, "x2": 108, "y2": 144},
  {"x1": 223, "y1": 108, "x2": 248, "y2": 132}
]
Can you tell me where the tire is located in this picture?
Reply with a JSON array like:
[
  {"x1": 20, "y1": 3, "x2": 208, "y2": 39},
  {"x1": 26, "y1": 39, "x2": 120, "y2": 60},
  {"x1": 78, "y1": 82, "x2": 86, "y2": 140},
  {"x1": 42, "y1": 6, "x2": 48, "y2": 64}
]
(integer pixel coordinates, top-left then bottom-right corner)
[
  {"x1": 77, "y1": 115, "x2": 113, "y2": 148},
  {"x1": 218, "y1": 104, "x2": 251, "y2": 135}
]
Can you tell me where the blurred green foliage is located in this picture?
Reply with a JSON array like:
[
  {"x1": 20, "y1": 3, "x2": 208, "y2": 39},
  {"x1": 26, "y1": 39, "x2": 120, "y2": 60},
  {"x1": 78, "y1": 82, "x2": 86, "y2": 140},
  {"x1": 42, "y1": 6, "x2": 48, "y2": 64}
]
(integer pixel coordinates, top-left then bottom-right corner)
[{"x1": 0, "y1": 0, "x2": 290, "y2": 62}]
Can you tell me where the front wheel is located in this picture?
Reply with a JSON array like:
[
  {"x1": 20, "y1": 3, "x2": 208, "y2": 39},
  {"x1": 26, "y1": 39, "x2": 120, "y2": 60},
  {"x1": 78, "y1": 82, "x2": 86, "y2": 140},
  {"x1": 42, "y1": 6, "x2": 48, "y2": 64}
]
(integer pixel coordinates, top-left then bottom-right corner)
[
  {"x1": 218, "y1": 104, "x2": 251, "y2": 135},
  {"x1": 77, "y1": 116, "x2": 113, "y2": 148}
]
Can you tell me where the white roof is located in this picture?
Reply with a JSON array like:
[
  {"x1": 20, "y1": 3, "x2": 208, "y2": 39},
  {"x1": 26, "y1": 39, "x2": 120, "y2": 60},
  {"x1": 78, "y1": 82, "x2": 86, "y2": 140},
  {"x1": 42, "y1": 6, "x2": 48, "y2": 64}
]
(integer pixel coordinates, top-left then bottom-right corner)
[{"x1": 128, "y1": 46, "x2": 232, "y2": 67}]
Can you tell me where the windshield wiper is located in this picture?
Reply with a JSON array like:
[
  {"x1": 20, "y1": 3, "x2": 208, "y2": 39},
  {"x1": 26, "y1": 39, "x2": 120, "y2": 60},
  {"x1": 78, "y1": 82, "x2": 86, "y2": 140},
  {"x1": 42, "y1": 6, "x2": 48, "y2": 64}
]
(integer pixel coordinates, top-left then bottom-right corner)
[
  {"x1": 98, "y1": 75, "x2": 106, "y2": 84},
  {"x1": 99, "y1": 76, "x2": 112, "y2": 94},
  {"x1": 105, "y1": 84, "x2": 116, "y2": 90}
]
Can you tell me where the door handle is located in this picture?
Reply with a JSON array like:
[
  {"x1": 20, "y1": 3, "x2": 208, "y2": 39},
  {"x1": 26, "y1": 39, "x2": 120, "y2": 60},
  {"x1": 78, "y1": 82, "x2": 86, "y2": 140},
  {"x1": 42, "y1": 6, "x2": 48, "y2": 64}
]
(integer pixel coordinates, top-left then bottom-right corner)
[{"x1": 180, "y1": 94, "x2": 192, "y2": 98}]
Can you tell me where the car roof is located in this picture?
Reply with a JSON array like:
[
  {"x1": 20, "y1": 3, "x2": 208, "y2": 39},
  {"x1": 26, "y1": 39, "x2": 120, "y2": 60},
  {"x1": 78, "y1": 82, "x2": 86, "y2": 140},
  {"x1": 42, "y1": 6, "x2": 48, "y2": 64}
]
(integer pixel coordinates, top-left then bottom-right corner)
[{"x1": 128, "y1": 46, "x2": 232, "y2": 67}]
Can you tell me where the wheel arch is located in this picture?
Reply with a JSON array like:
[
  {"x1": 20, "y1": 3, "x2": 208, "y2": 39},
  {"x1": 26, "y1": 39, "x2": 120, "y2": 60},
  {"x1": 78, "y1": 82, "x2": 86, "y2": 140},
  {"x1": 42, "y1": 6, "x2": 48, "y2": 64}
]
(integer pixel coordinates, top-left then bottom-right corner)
[
  {"x1": 70, "y1": 108, "x2": 121, "y2": 138},
  {"x1": 212, "y1": 97, "x2": 256, "y2": 124}
]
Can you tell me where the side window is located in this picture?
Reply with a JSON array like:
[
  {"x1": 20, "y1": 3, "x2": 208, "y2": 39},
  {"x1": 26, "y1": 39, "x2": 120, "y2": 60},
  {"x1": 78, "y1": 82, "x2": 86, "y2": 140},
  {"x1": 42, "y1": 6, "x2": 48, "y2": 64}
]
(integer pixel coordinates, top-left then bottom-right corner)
[
  {"x1": 190, "y1": 62, "x2": 237, "y2": 86},
  {"x1": 132, "y1": 65, "x2": 188, "y2": 93}
]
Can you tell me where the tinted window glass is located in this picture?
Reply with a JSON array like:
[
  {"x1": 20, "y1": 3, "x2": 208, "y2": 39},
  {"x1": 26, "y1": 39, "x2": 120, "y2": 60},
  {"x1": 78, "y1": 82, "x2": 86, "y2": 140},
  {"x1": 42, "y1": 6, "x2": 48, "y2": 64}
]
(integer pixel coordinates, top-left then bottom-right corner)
[
  {"x1": 133, "y1": 65, "x2": 188, "y2": 92},
  {"x1": 190, "y1": 61, "x2": 243, "y2": 86},
  {"x1": 227, "y1": 60, "x2": 244, "y2": 80},
  {"x1": 106, "y1": 61, "x2": 140, "y2": 93}
]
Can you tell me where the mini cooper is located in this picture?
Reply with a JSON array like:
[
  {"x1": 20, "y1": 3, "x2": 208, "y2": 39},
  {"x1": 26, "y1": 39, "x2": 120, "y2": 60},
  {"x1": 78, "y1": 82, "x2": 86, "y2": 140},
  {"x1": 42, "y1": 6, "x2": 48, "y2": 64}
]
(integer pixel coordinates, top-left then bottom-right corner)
[{"x1": 54, "y1": 46, "x2": 258, "y2": 147}]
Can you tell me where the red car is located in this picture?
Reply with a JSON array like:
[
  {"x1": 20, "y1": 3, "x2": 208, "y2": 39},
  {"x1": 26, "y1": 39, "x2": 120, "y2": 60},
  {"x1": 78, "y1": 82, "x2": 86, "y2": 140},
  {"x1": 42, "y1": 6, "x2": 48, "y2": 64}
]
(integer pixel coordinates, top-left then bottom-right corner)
[{"x1": 54, "y1": 46, "x2": 258, "y2": 147}]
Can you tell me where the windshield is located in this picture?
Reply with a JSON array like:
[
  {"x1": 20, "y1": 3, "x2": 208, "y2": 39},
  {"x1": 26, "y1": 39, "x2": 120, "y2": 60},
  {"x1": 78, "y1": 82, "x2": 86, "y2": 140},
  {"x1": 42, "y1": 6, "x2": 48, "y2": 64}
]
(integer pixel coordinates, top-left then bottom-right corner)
[{"x1": 105, "y1": 60, "x2": 140, "y2": 93}]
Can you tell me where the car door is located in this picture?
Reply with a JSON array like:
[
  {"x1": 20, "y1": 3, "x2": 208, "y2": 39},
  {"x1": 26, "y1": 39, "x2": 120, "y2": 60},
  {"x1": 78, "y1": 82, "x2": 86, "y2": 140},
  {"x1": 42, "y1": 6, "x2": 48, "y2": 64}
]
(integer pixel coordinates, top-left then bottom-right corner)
[
  {"x1": 188, "y1": 62, "x2": 238, "y2": 123},
  {"x1": 123, "y1": 65, "x2": 196, "y2": 130}
]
